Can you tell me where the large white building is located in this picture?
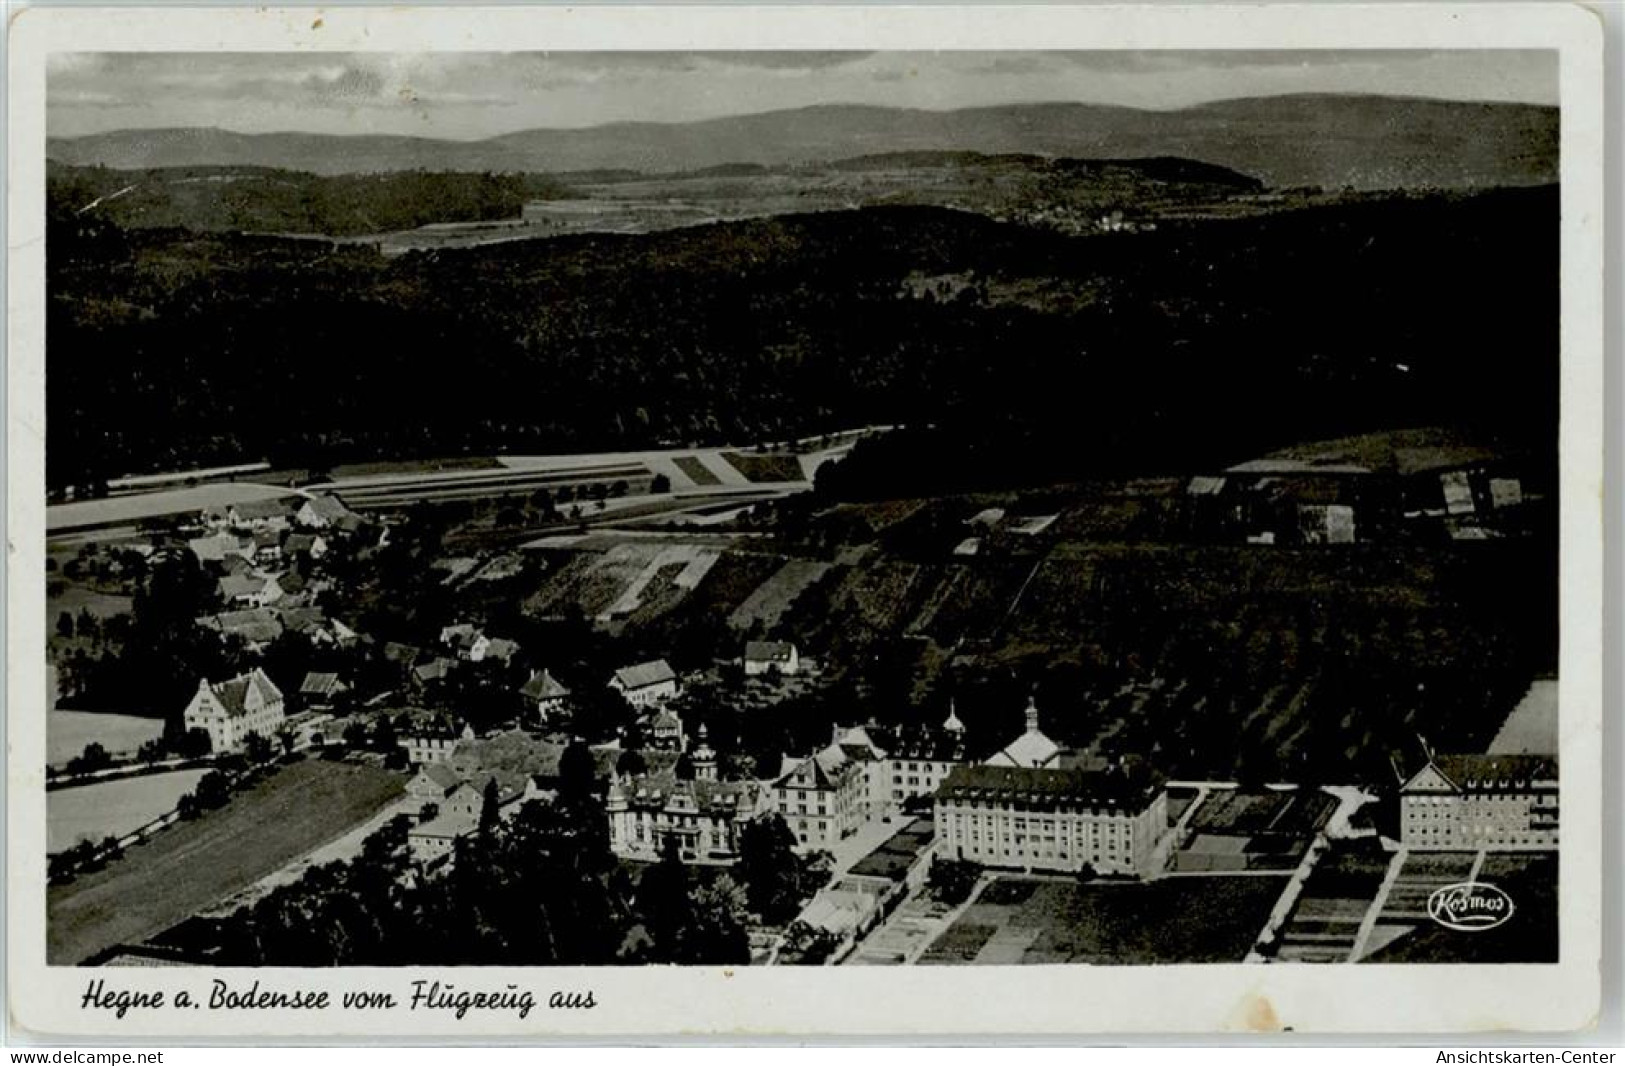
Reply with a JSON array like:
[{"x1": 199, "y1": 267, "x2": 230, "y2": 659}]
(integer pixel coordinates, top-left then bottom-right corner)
[
  {"x1": 934, "y1": 760, "x2": 1169, "y2": 878},
  {"x1": 610, "y1": 660, "x2": 680, "y2": 709},
  {"x1": 1399, "y1": 753, "x2": 1558, "y2": 851},
  {"x1": 182, "y1": 668, "x2": 286, "y2": 754}
]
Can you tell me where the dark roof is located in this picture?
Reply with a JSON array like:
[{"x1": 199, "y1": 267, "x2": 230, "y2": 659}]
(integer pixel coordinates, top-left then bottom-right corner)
[
  {"x1": 232, "y1": 498, "x2": 295, "y2": 521},
  {"x1": 383, "y1": 641, "x2": 422, "y2": 664},
  {"x1": 745, "y1": 640, "x2": 796, "y2": 663},
  {"x1": 847, "y1": 817, "x2": 935, "y2": 882},
  {"x1": 301, "y1": 495, "x2": 355, "y2": 522},
  {"x1": 613, "y1": 660, "x2": 676, "y2": 690},
  {"x1": 300, "y1": 672, "x2": 342, "y2": 697},
  {"x1": 936, "y1": 761, "x2": 1163, "y2": 812},
  {"x1": 869, "y1": 724, "x2": 968, "y2": 763},
  {"x1": 519, "y1": 669, "x2": 571, "y2": 701},
  {"x1": 208, "y1": 669, "x2": 283, "y2": 717},
  {"x1": 1423, "y1": 753, "x2": 1557, "y2": 792}
]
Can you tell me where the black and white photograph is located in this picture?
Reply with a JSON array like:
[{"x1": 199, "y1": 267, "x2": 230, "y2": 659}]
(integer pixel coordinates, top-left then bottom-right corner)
[{"x1": 5, "y1": 2, "x2": 1608, "y2": 1041}]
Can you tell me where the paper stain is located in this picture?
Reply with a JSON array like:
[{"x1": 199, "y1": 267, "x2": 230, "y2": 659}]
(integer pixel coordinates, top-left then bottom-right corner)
[
  {"x1": 311, "y1": 16, "x2": 323, "y2": 30},
  {"x1": 1237, "y1": 993, "x2": 1284, "y2": 1033}
]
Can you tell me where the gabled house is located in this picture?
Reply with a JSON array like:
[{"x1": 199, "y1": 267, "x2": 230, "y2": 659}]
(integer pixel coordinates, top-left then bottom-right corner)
[
  {"x1": 182, "y1": 668, "x2": 286, "y2": 754},
  {"x1": 439, "y1": 623, "x2": 491, "y2": 662},
  {"x1": 983, "y1": 697, "x2": 1062, "y2": 769},
  {"x1": 228, "y1": 498, "x2": 296, "y2": 532},
  {"x1": 296, "y1": 494, "x2": 359, "y2": 530},
  {"x1": 519, "y1": 669, "x2": 572, "y2": 721},
  {"x1": 744, "y1": 640, "x2": 801, "y2": 677},
  {"x1": 399, "y1": 718, "x2": 476, "y2": 765},
  {"x1": 299, "y1": 671, "x2": 347, "y2": 708},
  {"x1": 218, "y1": 573, "x2": 283, "y2": 609},
  {"x1": 610, "y1": 659, "x2": 679, "y2": 709},
  {"x1": 187, "y1": 531, "x2": 252, "y2": 566},
  {"x1": 198, "y1": 608, "x2": 284, "y2": 652}
]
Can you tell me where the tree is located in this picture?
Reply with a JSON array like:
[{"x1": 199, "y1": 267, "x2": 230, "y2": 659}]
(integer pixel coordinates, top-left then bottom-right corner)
[
  {"x1": 927, "y1": 858, "x2": 980, "y2": 905},
  {"x1": 56, "y1": 611, "x2": 75, "y2": 639},
  {"x1": 243, "y1": 731, "x2": 275, "y2": 766},
  {"x1": 649, "y1": 473, "x2": 671, "y2": 495},
  {"x1": 558, "y1": 739, "x2": 598, "y2": 800},
  {"x1": 195, "y1": 770, "x2": 233, "y2": 810},
  {"x1": 478, "y1": 777, "x2": 502, "y2": 842},
  {"x1": 737, "y1": 814, "x2": 805, "y2": 924}
]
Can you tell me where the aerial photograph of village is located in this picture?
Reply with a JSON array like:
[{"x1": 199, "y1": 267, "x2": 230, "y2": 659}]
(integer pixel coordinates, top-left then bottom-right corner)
[{"x1": 43, "y1": 49, "x2": 1559, "y2": 968}]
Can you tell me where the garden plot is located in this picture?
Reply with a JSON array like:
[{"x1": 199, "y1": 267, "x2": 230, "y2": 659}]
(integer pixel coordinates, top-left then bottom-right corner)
[
  {"x1": 729, "y1": 559, "x2": 832, "y2": 631},
  {"x1": 600, "y1": 545, "x2": 720, "y2": 620}
]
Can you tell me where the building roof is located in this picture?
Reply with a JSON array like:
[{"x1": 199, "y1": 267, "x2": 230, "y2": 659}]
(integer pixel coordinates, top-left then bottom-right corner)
[
  {"x1": 613, "y1": 774, "x2": 761, "y2": 815},
  {"x1": 519, "y1": 669, "x2": 571, "y2": 702},
  {"x1": 203, "y1": 608, "x2": 283, "y2": 644},
  {"x1": 415, "y1": 763, "x2": 463, "y2": 790},
  {"x1": 848, "y1": 817, "x2": 935, "y2": 882},
  {"x1": 937, "y1": 762, "x2": 1164, "y2": 812},
  {"x1": 484, "y1": 637, "x2": 521, "y2": 662},
  {"x1": 414, "y1": 658, "x2": 457, "y2": 683},
  {"x1": 985, "y1": 730, "x2": 1062, "y2": 769},
  {"x1": 649, "y1": 708, "x2": 683, "y2": 731},
  {"x1": 300, "y1": 671, "x2": 343, "y2": 697},
  {"x1": 206, "y1": 668, "x2": 283, "y2": 718},
  {"x1": 409, "y1": 804, "x2": 480, "y2": 841},
  {"x1": 382, "y1": 641, "x2": 422, "y2": 664},
  {"x1": 218, "y1": 573, "x2": 276, "y2": 601},
  {"x1": 283, "y1": 533, "x2": 320, "y2": 554},
  {"x1": 233, "y1": 498, "x2": 294, "y2": 522},
  {"x1": 1410, "y1": 753, "x2": 1558, "y2": 793},
  {"x1": 613, "y1": 659, "x2": 676, "y2": 691},
  {"x1": 300, "y1": 494, "x2": 355, "y2": 522},
  {"x1": 187, "y1": 532, "x2": 247, "y2": 562},
  {"x1": 1187, "y1": 476, "x2": 1228, "y2": 496},
  {"x1": 745, "y1": 640, "x2": 796, "y2": 663}
]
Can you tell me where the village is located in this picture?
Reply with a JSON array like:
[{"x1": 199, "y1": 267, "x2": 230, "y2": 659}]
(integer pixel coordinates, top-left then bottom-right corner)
[{"x1": 43, "y1": 424, "x2": 1558, "y2": 967}]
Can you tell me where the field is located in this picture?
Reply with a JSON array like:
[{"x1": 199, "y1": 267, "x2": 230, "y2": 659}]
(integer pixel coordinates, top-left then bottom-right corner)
[
  {"x1": 728, "y1": 559, "x2": 834, "y2": 631},
  {"x1": 721, "y1": 452, "x2": 807, "y2": 484},
  {"x1": 919, "y1": 875, "x2": 1283, "y2": 965},
  {"x1": 47, "y1": 709, "x2": 165, "y2": 766},
  {"x1": 47, "y1": 758, "x2": 405, "y2": 964},
  {"x1": 48, "y1": 768, "x2": 208, "y2": 853},
  {"x1": 671, "y1": 455, "x2": 723, "y2": 486}
]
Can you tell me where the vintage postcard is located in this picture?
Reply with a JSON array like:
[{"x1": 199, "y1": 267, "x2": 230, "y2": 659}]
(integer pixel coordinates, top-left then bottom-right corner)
[{"x1": 5, "y1": 2, "x2": 1607, "y2": 1041}]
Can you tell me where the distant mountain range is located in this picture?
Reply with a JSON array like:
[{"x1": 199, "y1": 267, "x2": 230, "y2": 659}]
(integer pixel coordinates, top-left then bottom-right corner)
[{"x1": 48, "y1": 94, "x2": 1557, "y2": 190}]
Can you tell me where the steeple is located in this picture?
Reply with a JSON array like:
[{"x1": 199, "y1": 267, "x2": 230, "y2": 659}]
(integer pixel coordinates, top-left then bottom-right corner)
[
  {"x1": 942, "y1": 700, "x2": 966, "y2": 734},
  {"x1": 1025, "y1": 693, "x2": 1041, "y2": 733},
  {"x1": 693, "y1": 724, "x2": 717, "y2": 782}
]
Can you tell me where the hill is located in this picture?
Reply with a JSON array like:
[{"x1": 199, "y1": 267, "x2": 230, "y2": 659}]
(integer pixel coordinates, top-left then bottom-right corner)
[
  {"x1": 47, "y1": 185, "x2": 1556, "y2": 491},
  {"x1": 48, "y1": 94, "x2": 1557, "y2": 190}
]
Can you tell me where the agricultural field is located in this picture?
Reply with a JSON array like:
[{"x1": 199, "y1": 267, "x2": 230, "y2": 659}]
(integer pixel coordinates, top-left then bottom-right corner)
[
  {"x1": 671, "y1": 455, "x2": 723, "y2": 486},
  {"x1": 728, "y1": 559, "x2": 834, "y2": 632},
  {"x1": 721, "y1": 451, "x2": 807, "y2": 484},
  {"x1": 47, "y1": 709, "x2": 166, "y2": 767},
  {"x1": 47, "y1": 758, "x2": 406, "y2": 965},
  {"x1": 46, "y1": 482, "x2": 298, "y2": 533},
  {"x1": 920, "y1": 875, "x2": 1283, "y2": 965},
  {"x1": 48, "y1": 768, "x2": 208, "y2": 854}
]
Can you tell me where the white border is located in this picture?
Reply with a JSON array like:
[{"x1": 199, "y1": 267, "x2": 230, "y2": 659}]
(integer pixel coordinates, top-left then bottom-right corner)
[{"x1": 6, "y1": 3, "x2": 1606, "y2": 1040}]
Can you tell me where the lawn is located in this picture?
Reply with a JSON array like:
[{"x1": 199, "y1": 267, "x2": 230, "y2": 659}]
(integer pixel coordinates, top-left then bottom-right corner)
[
  {"x1": 919, "y1": 875, "x2": 1284, "y2": 965},
  {"x1": 47, "y1": 758, "x2": 406, "y2": 964},
  {"x1": 672, "y1": 455, "x2": 723, "y2": 486}
]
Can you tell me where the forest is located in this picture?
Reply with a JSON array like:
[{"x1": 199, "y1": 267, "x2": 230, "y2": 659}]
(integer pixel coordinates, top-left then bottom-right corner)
[{"x1": 47, "y1": 183, "x2": 1556, "y2": 496}]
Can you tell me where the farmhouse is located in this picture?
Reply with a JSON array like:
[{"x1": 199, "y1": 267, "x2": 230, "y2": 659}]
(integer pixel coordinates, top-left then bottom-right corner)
[
  {"x1": 399, "y1": 718, "x2": 476, "y2": 765},
  {"x1": 744, "y1": 640, "x2": 800, "y2": 677},
  {"x1": 296, "y1": 494, "x2": 359, "y2": 530},
  {"x1": 217, "y1": 573, "x2": 283, "y2": 609},
  {"x1": 298, "y1": 671, "x2": 347, "y2": 709},
  {"x1": 182, "y1": 668, "x2": 286, "y2": 754},
  {"x1": 439, "y1": 623, "x2": 491, "y2": 662},
  {"x1": 407, "y1": 762, "x2": 463, "y2": 803},
  {"x1": 935, "y1": 759, "x2": 1169, "y2": 878},
  {"x1": 198, "y1": 608, "x2": 283, "y2": 652},
  {"x1": 227, "y1": 498, "x2": 296, "y2": 531},
  {"x1": 187, "y1": 531, "x2": 252, "y2": 565},
  {"x1": 1399, "y1": 753, "x2": 1559, "y2": 851},
  {"x1": 610, "y1": 659, "x2": 680, "y2": 709}
]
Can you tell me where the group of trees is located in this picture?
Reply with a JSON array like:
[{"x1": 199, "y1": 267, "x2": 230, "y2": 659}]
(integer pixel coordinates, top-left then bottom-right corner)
[{"x1": 50, "y1": 180, "x2": 1556, "y2": 491}]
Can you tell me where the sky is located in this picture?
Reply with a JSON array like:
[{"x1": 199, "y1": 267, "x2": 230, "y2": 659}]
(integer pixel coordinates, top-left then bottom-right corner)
[{"x1": 48, "y1": 50, "x2": 1558, "y2": 140}]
